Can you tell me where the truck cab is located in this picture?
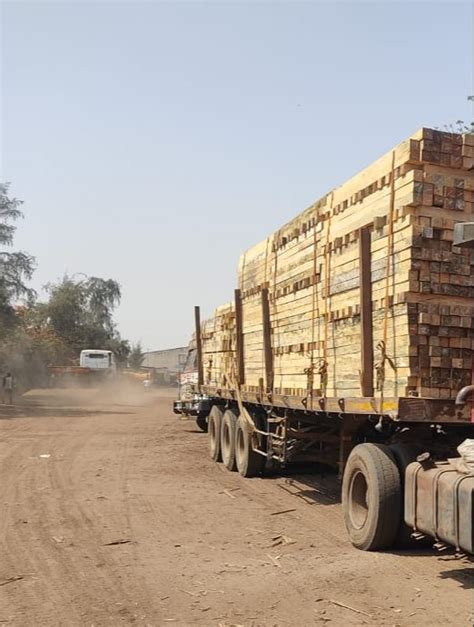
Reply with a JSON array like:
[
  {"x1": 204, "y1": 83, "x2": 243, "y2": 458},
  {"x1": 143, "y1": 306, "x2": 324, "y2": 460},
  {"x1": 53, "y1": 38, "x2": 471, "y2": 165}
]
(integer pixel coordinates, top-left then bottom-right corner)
[
  {"x1": 79, "y1": 349, "x2": 116, "y2": 372},
  {"x1": 173, "y1": 342, "x2": 211, "y2": 431}
]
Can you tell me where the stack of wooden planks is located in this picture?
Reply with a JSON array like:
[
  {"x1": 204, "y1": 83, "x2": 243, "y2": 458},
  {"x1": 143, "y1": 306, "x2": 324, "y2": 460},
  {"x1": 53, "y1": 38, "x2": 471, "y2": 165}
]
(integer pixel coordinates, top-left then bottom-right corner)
[
  {"x1": 201, "y1": 302, "x2": 236, "y2": 388},
  {"x1": 201, "y1": 128, "x2": 474, "y2": 402}
]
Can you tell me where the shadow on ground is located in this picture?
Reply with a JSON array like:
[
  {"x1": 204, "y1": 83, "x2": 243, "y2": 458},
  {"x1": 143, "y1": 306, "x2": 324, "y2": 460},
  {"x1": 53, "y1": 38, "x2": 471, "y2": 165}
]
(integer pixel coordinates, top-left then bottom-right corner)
[
  {"x1": 439, "y1": 565, "x2": 474, "y2": 589},
  {"x1": 268, "y1": 461, "x2": 341, "y2": 505}
]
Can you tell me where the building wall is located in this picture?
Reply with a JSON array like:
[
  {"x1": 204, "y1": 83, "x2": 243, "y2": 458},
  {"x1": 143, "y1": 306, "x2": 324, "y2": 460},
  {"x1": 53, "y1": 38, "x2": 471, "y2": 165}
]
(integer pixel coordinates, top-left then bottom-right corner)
[{"x1": 142, "y1": 347, "x2": 187, "y2": 374}]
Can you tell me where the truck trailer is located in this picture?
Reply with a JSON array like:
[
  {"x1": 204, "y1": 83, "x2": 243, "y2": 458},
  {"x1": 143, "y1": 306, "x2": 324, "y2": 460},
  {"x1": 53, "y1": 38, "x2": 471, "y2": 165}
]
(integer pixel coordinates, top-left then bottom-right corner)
[{"x1": 174, "y1": 128, "x2": 474, "y2": 553}]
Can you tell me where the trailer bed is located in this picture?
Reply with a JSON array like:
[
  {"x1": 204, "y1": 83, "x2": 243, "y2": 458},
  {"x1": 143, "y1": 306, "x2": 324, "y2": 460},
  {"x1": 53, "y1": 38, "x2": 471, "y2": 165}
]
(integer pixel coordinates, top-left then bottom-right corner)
[{"x1": 201, "y1": 385, "x2": 473, "y2": 423}]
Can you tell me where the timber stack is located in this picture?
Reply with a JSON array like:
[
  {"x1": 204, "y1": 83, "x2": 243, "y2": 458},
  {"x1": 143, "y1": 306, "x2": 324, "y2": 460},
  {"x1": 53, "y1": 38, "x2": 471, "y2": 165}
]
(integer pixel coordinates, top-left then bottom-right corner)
[{"x1": 201, "y1": 128, "x2": 474, "y2": 405}]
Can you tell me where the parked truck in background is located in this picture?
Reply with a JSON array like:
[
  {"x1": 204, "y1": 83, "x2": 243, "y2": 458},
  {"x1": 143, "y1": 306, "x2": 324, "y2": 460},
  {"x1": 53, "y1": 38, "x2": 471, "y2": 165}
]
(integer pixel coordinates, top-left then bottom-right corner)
[
  {"x1": 174, "y1": 336, "x2": 211, "y2": 432},
  {"x1": 174, "y1": 129, "x2": 474, "y2": 553},
  {"x1": 49, "y1": 349, "x2": 117, "y2": 386}
]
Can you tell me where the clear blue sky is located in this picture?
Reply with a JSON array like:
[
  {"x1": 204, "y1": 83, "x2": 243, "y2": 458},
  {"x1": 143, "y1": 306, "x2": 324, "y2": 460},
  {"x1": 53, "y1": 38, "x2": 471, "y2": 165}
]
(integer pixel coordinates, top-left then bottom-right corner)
[{"x1": 1, "y1": 1, "x2": 472, "y2": 350}]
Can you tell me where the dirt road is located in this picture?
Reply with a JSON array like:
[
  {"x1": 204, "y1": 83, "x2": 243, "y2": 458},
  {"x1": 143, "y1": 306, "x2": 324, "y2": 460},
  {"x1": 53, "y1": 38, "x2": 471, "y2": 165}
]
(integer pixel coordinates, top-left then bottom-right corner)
[{"x1": 0, "y1": 387, "x2": 472, "y2": 626}]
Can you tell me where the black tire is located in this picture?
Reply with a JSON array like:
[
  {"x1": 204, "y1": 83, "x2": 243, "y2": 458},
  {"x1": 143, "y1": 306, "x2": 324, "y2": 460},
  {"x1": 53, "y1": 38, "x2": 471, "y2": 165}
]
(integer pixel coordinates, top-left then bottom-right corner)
[
  {"x1": 208, "y1": 405, "x2": 223, "y2": 462},
  {"x1": 342, "y1": 443, "x2": 401, "y2": 551},
  {"x1": 389, "y1": 443, "x2": 433, "y2": 549},
  {"x1": 235, "y1": 414, "x2": 265, "y2": 478},
  {"x1": 196, "y1": 413, "x2": 208, "y2": 433},
  {"x1": 221, "y1": 409, "x2": 238, "y2": 471}
]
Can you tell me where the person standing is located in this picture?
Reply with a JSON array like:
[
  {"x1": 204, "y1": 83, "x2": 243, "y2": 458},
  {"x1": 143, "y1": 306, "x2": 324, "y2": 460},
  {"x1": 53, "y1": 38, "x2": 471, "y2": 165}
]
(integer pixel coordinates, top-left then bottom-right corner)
[{"x1": 3, "y1": 372, "x2": 13, "y2": 405}]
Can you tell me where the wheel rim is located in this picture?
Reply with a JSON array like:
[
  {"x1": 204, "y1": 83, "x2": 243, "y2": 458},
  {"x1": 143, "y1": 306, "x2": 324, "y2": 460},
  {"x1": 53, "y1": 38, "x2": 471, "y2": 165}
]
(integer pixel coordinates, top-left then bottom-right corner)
[
  {"x1": 209, "y1": 417, "x2": 216, "y2": 453},
  {"x1": 349, "y1": 470, "x2": 369, "y2": 529},
  {"x1": 222, "y1": 421, "x2": 230, "y2": 459}
]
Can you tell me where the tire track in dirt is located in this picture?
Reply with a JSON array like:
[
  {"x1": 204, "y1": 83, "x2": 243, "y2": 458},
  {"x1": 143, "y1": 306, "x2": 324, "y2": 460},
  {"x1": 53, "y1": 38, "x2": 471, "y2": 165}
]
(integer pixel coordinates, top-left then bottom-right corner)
[
  {"x1": 43, "y1": 423, "x2": 164, "y2": 624},
  {"x1": 0, "y1": 431, "x2": 81, "y2": 624},
  {"x1": 0, "y1": 412, "x2": 162, "y2": 625}
]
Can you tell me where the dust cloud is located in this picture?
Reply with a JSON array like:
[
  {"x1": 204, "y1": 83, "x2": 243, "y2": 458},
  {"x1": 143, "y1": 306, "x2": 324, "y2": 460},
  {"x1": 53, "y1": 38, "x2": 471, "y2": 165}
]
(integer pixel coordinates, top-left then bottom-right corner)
[{"x1": 2, "y1": 377, "x2": 178, "y2": 417}]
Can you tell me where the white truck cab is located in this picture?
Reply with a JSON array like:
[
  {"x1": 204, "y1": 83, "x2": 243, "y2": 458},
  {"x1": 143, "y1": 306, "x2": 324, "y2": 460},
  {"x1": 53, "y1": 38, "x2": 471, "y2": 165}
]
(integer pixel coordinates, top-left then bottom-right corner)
[{"x1": 79, "y1": 349, "x2": 116, "y2": 371}]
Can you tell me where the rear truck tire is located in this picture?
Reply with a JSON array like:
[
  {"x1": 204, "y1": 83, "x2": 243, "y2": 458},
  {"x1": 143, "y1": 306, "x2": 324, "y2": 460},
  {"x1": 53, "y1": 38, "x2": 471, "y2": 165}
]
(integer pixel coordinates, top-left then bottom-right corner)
[
  {"x1": 196, "y1": 413, "x2": 208, "y2": 432},
  {"x1": 342, "y1": 443, "x2": 401, "y2": 551},
  {"x1": 388, "y1": 443, "x2": 433, "y2": 549},
  {"x1": 208, "y1": 405, "x2": 223, "y2": 462},
  {"x1": 221, "y1": 409, "x2": 238, "y2": 471},
  {"x1": 235, "y1": 414, "x2": 265, "y2": 478}
]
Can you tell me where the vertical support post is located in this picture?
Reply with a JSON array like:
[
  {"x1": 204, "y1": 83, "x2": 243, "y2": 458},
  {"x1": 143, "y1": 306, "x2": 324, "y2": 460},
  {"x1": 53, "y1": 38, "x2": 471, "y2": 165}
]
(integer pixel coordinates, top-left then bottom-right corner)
[
  {"x1": 194, "y1": 305, "x2": 204, "y2": 387},
  {"x1": 261, "y1": 288, "x2": 273, "y2": 394},
  {"x1": 359, "y1": 227, "x2": 374, "y2": 396},
  {"x1": 234, "y1": 289, "x2": 245, "y2": 386}
]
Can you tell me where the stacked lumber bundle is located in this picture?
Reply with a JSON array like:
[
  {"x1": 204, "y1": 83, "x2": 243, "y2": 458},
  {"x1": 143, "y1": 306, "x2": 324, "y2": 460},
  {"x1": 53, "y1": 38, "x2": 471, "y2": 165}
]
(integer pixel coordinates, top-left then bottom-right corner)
[
  {"x1": 201, "y1": 302, "x2": 236, "y2": 387},
  {"x1": 232, "y1": 128, "x2": 474, "y2": 401}
]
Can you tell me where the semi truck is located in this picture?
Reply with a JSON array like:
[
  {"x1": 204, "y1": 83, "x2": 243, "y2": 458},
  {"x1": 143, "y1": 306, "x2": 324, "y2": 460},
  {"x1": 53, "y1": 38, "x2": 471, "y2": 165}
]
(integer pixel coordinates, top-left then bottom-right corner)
[{"x1": 174, "y1": 129, "x2": 474, "y2": 553}]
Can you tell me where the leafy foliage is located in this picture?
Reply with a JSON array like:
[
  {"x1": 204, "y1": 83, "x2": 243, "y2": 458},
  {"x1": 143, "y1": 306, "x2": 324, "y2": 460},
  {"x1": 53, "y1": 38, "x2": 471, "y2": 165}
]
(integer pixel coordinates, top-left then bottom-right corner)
[
  {"x1": 442, "y1": 120, "x2": 474, "y2": 134},
  {"x1": 442, "y1": 96, "x2": 474, "y2": 133},
  {"x1": 0, "y1": 184, "x2": 132, "y2": 388},
  {"x1": 37, "y1": 274, "x2": 126, "y2": 360},
  {"x1": 0, "y1": 183, "x2": 35, "y2": 332},
  {"x1": 0, "y1": 306, "x2": 69, "y2": 389}
]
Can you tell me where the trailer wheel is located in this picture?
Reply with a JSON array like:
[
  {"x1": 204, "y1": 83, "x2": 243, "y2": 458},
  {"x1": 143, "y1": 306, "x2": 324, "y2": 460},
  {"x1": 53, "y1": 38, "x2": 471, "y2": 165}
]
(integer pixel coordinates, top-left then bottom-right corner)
[
  {"x1": 208, "y1": 405, "x2": 223, "y2": 462},
  {"x1": 221, "y1": 409, "x2": 238, "y2": 471},
  {"x1": 235, "y1": 415, "x2": 265, "y2": 478},
  {"x1": 342, "y1": 443, "x2": 401, "y2": 551},
  {"x1": 389, "y1": 443, "x2": 432, "y2": 549},
  {"x1": 196, "y1": 414, "x2": 208, "y2": 432}
]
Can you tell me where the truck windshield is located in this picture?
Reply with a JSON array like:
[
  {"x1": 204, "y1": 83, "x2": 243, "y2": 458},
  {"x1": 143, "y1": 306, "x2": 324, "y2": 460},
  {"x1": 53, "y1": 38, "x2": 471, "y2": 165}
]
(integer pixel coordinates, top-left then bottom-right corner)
[{"x1": 185, "y1": 349, "x2": 197, "y2": 371}]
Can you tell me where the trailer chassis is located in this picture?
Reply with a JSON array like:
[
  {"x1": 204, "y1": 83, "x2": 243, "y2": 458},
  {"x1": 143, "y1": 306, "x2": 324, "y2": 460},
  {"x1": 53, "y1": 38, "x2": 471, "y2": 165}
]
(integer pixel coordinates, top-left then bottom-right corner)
[{"x1": 176, "y1": 386, "x2": 473, "y2": 553}]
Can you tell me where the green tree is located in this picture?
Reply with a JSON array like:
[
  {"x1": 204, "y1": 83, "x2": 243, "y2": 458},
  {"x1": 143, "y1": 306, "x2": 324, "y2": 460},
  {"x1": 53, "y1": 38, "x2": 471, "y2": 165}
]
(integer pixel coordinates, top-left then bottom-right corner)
[
  {"x1": 129, "y1": 342, "x2": 145, "y2": 370},
  {"x1": 37, "y1": 274, "x2": 125, "y2": 359},
  {"x1": 0, "y1": 306, "x2": 69, "y2": 390},
  {"x1": 0, "y1": 183, "x2": 35, "y2": 334},
  {"x1": 0, "y1": 185, "x2": 132, "y2": 389},
  {"x1": 104, "y1": 337, "x2": 130, "y2": 367}
]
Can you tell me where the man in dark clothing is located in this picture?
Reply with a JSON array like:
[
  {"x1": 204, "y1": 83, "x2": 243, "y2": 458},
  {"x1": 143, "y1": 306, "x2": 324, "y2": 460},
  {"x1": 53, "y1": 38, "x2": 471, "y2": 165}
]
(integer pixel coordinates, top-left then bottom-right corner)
[{"x1": 3, "y1": 372, "x2": 13, "y2": 405}]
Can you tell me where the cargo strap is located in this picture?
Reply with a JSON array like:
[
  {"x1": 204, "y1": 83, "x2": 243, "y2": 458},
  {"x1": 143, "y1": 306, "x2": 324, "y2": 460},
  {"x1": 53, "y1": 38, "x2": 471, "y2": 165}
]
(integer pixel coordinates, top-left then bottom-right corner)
[
  {"x1": 375, "y1": 340, "x2": 397, "y2": 392},
  {"x1": 321, "y1": 193, "x2": 334, "y2": 398},
  {"x1": 306, "y1": 193, "x2": 332, "y2": 403},
  {"x1": 224, "y1": 371, "x2": 256, "y2": 434},
  {"x1": 304, "y1": 358, "x2": 328, "y2": 402},
  {"x1": 263, "y1": 236, "x2": 271, "y2": 379},
  {"x1": 317, "y1": 358, "x2": 328, "y2": 394},
  {"x1": 307, "y1": 210, "x2": 319, "y2": 405}
]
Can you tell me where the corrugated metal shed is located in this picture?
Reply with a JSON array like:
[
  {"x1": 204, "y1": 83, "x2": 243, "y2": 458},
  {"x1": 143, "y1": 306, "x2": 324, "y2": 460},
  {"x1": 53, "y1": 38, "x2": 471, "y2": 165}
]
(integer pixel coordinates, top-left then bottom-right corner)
[{"x1": 142, "y1": 347, "x2": 187, "y2": 375}]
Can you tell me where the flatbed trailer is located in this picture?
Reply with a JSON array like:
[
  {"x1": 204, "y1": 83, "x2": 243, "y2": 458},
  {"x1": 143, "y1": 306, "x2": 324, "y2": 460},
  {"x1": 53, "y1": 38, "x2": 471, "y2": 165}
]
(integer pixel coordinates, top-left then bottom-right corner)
[
  {"x1": 176, "y1": 295, "x2": 474, "y2": 553},
  {"x1": 175, "y1": 130, "x2": 474, "y2": 552}
]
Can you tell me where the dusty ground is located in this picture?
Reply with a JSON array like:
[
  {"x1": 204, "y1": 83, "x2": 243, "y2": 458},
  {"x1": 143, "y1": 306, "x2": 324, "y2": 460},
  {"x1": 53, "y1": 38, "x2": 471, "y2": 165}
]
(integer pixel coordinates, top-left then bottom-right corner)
[{"x1": 0, "y1": 386, "x2": 472, "y2": 627}]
